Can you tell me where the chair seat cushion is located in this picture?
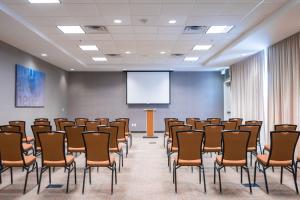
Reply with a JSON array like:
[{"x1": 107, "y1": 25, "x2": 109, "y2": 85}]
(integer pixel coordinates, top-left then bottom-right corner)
[
  {"x1": 203, "y1": 146, "x2": 221, "y2": 152},
  {"x1": 216, "y1": 156, "x2": 246, "y2": 166},
  {"x1": 247, "y1": 147, "x2": 256, "y2": 152},
  {"x1": 257, "y1": 154, "x2": 292, "y2": 167},
  {"x1": 87, "y1": 156, "x2": 115, "y2": 167},
  {"x1": 22, "y1": 143, "x2": 33, "y2": 151},
  {"x1": 118, "y1": 136, "x2": 128, "y2": 142},
  {"x1": 3, "y1": 155, "x2": 36, "y2": 167},
  {"x1": 44, "y1": 155, "x2": 74, "y2": 167},
  {"x1": 68, "y1": 147, "x2": 85, "y2": 153},
  {"x1": 168, "y1": 146, "x2": 178, "y2": 152},
  {"x1": 22, "y1": 136, "x2": 34, "y2": 143},
  {"x1": 264, "y1": 144, "x2": 270, "y2": 151},
  {"x1": 125, "y1": 132, "x2": 131, "y2": 136},
  {"x1": 110, "y1": 144, "x2": 122, "y2": 153},
  {"x1": 175, "y1": 158, "x2": 201, "y2": 166}
]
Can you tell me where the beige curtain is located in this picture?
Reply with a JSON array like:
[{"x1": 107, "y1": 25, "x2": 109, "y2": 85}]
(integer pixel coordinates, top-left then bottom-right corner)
[{"x1": 230, "y1": 51, "x2": 266, "y2": 143}]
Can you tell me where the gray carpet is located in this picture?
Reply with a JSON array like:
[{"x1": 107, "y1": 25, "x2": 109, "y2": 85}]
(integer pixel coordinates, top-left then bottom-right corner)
[{"x1": 0, "y1": 133, "x2": 299, "y2": 199}]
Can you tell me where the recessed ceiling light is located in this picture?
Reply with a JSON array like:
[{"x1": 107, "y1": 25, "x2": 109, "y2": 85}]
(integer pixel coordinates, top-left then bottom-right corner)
[
  {"x1": 184, "y1": 57, "x2": 199, "y2": 62},
  {"x1": 57, "y1": 26, "x2": 85, "y2": 34},
  {"x1": 160, "y1": 51, "x2": 166, "y2": 54},
  {"x1": 70, "y1": 68, "x2": 75, "y2": 71},
  {"x1": 206, "y1": 26, "x2": 233, "y2": 34},
  {"x1": 168, "y1": 20, "x2": 176, "y2": 24},
  {"x1": 41, "y1": 53, "x2": 47, "y2": 57},
  {"x1": 193, "y1": 45, "x2": 212, "y2": 51},
  {"x1": 79, "y1": 45, "x2": 98, "y2": 51},
  {"x1": 28, "y1": 0, "x2": 60, "y2": 3},
  {"x1": 114, "y1": 19, "x2": 122, "y2": 24},
  {"x1": 92, "y1": 57, "x2": 107, "y2": 62},
  {"x1": 125, "y1": 51, "x2": 131, "y2": 54}
]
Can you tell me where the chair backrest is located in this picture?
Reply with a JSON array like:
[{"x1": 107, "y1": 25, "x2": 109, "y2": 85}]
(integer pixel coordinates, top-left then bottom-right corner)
[
  {"x1": 59, "y1": 121, "x2": 76, "y2": 132},
  {"x1": 83, "y1": 132, "x2": 110, "y2": 164},
  {"x1": 75, "y1": 118, "x2": 88, "y2": 126},
  {"x1": 95, "y1": 118, "x2": 109, "y2": 126},
  {"x1": 239, "y1": 125, "x2": 261, "y2": 150},
  {"x1": 9, "y1": 121, "x2": 26, "y2": 139},
  {"x1": 221, "y1": 131, "x2": 250, "y2": 163},
  {"x1": 110, "y1": 121, "x2": 126, "y2": 139},
  {"x1": 177, "y1": 130, "x2": 204, "y2": 162},
  {"x1": 164, "y1": 118, "x2": 178, "y2": 133},
  {"x1": 85, "y1": 121, "x2": 100, "y2": 132},
  {"x1": 203, "y1": 125, "x2": 224, "y2": 148},
  {"x1": 38, "y1": 132, "x2": 66, "y2": 164},
  {"x1": 268, "y1": 131, "x2": 300, "y2": 163},
  {"x1": 98, "y1": 126, "x2": 118, "y2": 149},
  {"x1": 170, "y1": 125, "x2": 192, "y2": 148},
  {"x1": 0, "y1": 125, "x2": 20, "y2": 133},
  {"x1": 31, "y1": 125, "x2": 52, "y2": 149},
  {"x1": 168, "y1": 121, "x2": 184, "y2": 139},
  {"x1": 0, "y1": 132, "x2": 24, "y2": 162},
  {"x1": 207, "y1": 118, "x2": 221, "y2": 125},
  {"x1": 221, "y1": 121, "x2": 237, "y2": 130},
  {"x1": 195, "y1": 120, "x2": 210, "y2": 130},
  {"x1": 274, "y1": 124, "x2": 297, "y2": 131},
  {"x1": 35, "y1": 118, "x2": 49, "y2": 122},
  {"x1": 245, "y1": 120, "x2": 263, "y2": 126},
  {"x1": 186, "y1": 118, "x2": 200, "y2": 129},
  {"x1": 54, "y1": 118, "x2": 68, "y2": 131},
  {"x1": 34, "y1": 121, "x2": 50, "y2": 126},
  {"x1": 116, "y1": 118, "x2": 129, "y2": 133},
  {"x1": 229, "y1": 118, "x2": 243, "y2": 128},
  {"x1": 65, "y1": 126, "x2": 85, "y2": 149}
]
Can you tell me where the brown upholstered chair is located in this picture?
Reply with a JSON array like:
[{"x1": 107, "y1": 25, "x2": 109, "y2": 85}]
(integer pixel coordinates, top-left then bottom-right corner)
[
  {"x1": 95, "y1": 118, "x2": 109, "y2": 126},
  {"x1": 239, "y1": 125, "x2": 261, "y2": 165},
  {"x1": 195, "y1": 120, "x2": 210, "y2": 131},
  {"x1": 186, "y1": 118, "x2": 200, "y2": 129},
  {"x1": 207, "y1": 118, "x2": 221, "y2": 125},
  {"x1": 0, "y1": 131, "x2": 38, "y2": 194},
  {"x1": 65, "y1": 126, "x2": 85, "y2": 155},
  {"x1": 34, "y1": 121, "x2": 50, "y2": 126},
  {"x1": 229, "y1": 118, "x2": 243, "y2": 128},
  {"x1": 82, "y1": 132, "x2": 117, "y2": 194},
  {"x1": 75, "y1": 118, "x2": 88, "y2": 126},
  {"x1": 99, "y1": 126, "x2": 123, "y2": 172},
  {"x1": 85, "y1": 121, "x2": 100, "y2": 132},
  {"x1": 203, "y1": 125, "x2": 224, "y2": 154},
  {"x1": 167, "y1": 120, "x2": 184, "y2": 148},
  {"x1": 214, "y1": 131, "x2": 252, "y2": 193},
  {"x1": 245, "y1": 120, "x2": 263, "y2": 153},
  {"x1": 37, "y1": 132, "x2": 76, "y2": 194},
  {"x1": 173, "y1": 130, "x2": 206, "y2": 193},
  {"x1": 163, "y1": 118, "x2": 178, "y2": 147},
  {"x1": 35, "y1": 118, "x2": 49, "y2": 122},
  {"x1": 116, "y1": 118, "x2": 132, "y2": 148},
  {"x1": 110, "y1": 121, "x2": 128, "y2": 157},
  {"x1": 59, "y1": 121, "x2": 76, "y2": 132},
  {"x1": 254, "y1": 131, "x2": 300, "y2": 194},
  {"x1": 0, "y1": 125, "x2": 33, "y2": 154},
  {"x1": 167, "y1": 125, "x2": 192, "y2": 171},
  {"x1": 9, "y1": 121, "x2": 34, "y2": 143},
  {"x1": 221, "y1": 121, "x2": 237, "y2": 130},
  {"x1": 31, "y1": 125, "x2": 52, "y2": 156},
  {"x1": 54, "y1": 118, "x2": 68, "y2": 131}
]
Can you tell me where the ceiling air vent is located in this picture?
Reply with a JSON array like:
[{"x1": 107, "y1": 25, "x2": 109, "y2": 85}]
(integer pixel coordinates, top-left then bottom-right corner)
[
  {"x1": 171, "y1": 53, "x2": 184, "y2": 57},
  {"x1": 183, "y1": 26, "x2": 209, "y2": 34},
  {"x1": 105, "y1": 53, "x2": 121, "y2": 57},
  {"x1": 82, "y1": 25, "x2": 109, "y2": 34}
]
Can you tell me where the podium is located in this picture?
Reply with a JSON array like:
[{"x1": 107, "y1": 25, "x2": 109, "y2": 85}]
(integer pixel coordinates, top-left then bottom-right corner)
[{"x1": 143, "y1": 109, "x2": 158, "y2": 138}]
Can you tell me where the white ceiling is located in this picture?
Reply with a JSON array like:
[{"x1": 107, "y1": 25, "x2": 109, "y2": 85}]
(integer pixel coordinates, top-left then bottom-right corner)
[{"x1": 0, "y1": 0, "x2": 297, "y2": 71}]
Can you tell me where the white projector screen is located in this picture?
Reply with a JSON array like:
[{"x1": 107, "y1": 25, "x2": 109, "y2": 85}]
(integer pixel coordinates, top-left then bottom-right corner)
[{"x1": 127, "y1": 72, "x2": 170, "y2": 104}]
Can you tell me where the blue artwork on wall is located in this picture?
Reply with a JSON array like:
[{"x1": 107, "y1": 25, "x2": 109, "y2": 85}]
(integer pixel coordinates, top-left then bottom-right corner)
[{"x1": 15, "y1": 64, "x2": 45, "y2": 107}]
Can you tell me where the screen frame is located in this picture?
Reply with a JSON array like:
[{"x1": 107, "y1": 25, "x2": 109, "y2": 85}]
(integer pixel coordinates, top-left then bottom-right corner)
[{"x1": 125, "y1": 71, "x2": 171, "y2": 105}]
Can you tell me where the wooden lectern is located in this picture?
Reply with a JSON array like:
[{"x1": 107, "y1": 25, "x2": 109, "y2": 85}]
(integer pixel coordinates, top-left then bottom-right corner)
[{"x1": 143, "y1": 109, "x2": 158, "y2": 138}]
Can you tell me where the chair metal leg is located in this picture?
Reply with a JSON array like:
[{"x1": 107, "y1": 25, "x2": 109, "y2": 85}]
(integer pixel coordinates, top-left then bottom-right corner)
[
  {"x1": 37, "y1": 167, "x2": 46, "y2": 194},
  {"x1": 89, "y1": 167, "x2": 92, "y2": 184},
  {"x1": 23, "y1": 168, "x2": 29, "y2": 194},
  {"x1": 218, "y1": 168, "x2": 222, "y2": 193},
  {"x1": 245, "y1": 167, "x2": 252, "y2": 194},
  {"x1": 262, "y1": 167, "x2": 269, "y2": 194},
  {"x1": 202, "y1": 166, "x2": 207, "y2": 193},
  {"x1": 130, "y1": 134, "x2": 133, "y2": 148},
  {"x1": 122, "y1": 150, "x2": 124, "y2": 167},
  {"x1": 118, "y1": 153, "x2": 121, "y2": 172},
  {"x1": 240, "y1": 166, "x2": 243, "y2": 183},
  {"x1": 250, "y1": 153, "x2": 253, "y2": 166},
  {"x1": 114, "y1": 163, "x2": 117, "y2": 185},
  {"x1": 291, "y1": 164, "x2": 299, "y2": 194},
  {"x1": 82, "y1": 167, "x2": 87, "y2": 194},
  {"x1": 126, "y1": 142, "x2": 128, "y2": 157},
  {"x1": 172, "y1": 161, "x2": 175, "y2": 184},
  {"x1": 10, "y1": 168, "x2": 13, "y2": 184},
  {"x1": 280, "y1": 167, "x2": 283, "y2": 184},
  {"x1": 213, "y1": 161, "x2": 216, "y2": 184},
  {"x1": 253, "y1": 161, "x2": 257, "y2": 184},
  {"x1": 199, "y1": 166, "x2": 201, "y2": 184},
  {"x1": 111, "y1": 166, "x2": 114, "y2": 194},
  {"x1": 174, "y1": 166, "x2": 177, "y2": 193},
  {"x1": 48, "y1": 167, "x2": 51, "y2": 184},
  {"x1": 35, "y1": 162, "x2": 39, "y2": 184},
  {"x1": 66, "y1": 168, "x2": 71, "y2": 193},
  {"x1": 74, "y1": 162, "x2": 77, "y2": 184}
]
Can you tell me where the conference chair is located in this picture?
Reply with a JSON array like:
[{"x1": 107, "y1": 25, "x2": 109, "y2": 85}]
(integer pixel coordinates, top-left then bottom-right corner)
[
  {"x1": 245, "y1": 120, "x2": 263, "y2": 153},
  {"x1": 239, "y1": 125, "x2": 261, "y2": 166},
  {"x1": 110, "y1": 121, "x2": 129, "y2": 157},
  {"x1": 9, "y1": 121, "x2": 34, "y2": 143},
  {"x1": 82, "y1": 132, "x2": 117, "y2": 194},
  {"x1": 31, "y1": 125, "x2": 52, "y2": 156},
  {"x1": 207, "y1": 118, "x2": 221, "y2": 125},
  {"x1": 221, "y1": 121, "x2": 237, "y2": 130},
  {"x1": 167, "y1": 120, "x2": 184, "y2": 149},
  {"x1": 95, "y1": 118, "x2": 109, "y2": 126},
  {"x1": 214, "y1": 131, "x2": 252, "y2": 193},
  {"x1": 0, "y1": 131, "x2": 38, "y2": 194},
  {"x1": 85, "y1": 121, "x2": 100, "y2": 132},
  {"x1": 116, "y1": 118, "x2": 133, "y2": 148},
  {"x1": 195, "y1": 120, "x2": 210, "y2": 131},
  {"x1": 59, "y1": 121, "x2": 76, "y2": 132},
  {"x1": 37, "y1": 132, "x2": 76, "y2": 194},
  {"x1": 173, "y1": 130, "x2": 206, "y2": 193},
  {"x1": 229, "y1": 118, "x2": 243, "y2": 129},
  {"x1": 163, "y1": 118, "x2": 178, "y2": 147},
  {"x1": 75, "y1": 118, "x2": 88, "y2": 126},
  {"x1": 35, "y1": 118, "x2": 49, "y2": 122},
  {"x1": 54, "y1": 118, "x2": 68, "y2": 131},
  {"x1": 186, "y1": 118, "x2": 200, "y2": 129},
  {"x1": 0, "y1": 125, "x2": 33, "y2": 155},
  {"x1": 167, "y1": 125, "x2": 192, "y2": 171},
  {"x1": 254, "y1": 131, "x2": 300, "y2": 194},
  {"x1": 65, "y1": 126, "x2": 85, "y2": 155},
  {"x1": 99, "y1": 126, "x2": 124, "y2": 172},
  {"x1": 203, "y1": 125, "x2": 224, "y2": 155},
  {"x1": 34, "y1": 121, "x2": 50, "y2": 126}
]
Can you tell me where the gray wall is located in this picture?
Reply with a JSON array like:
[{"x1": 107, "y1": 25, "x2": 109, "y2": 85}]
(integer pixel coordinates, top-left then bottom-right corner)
[
  {"x1": 0, "y1": 41, "x2": 68, "y2": 134},
  {"x1": 67, "y1": 72, "x2": 224, "y2": 131}
]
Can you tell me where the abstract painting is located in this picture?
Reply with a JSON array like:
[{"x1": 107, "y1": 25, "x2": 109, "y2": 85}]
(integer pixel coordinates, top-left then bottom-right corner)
[{"x1": 15, "y1": 64, "x2": 45, "y2": 107}]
